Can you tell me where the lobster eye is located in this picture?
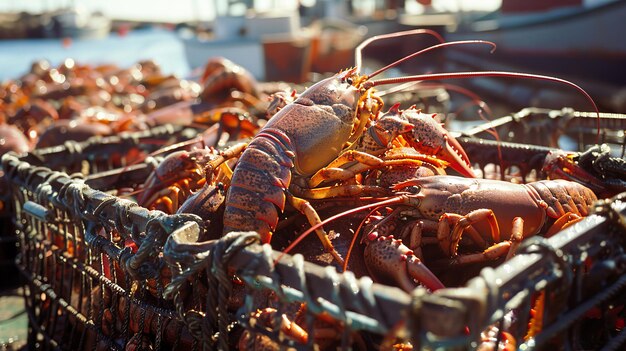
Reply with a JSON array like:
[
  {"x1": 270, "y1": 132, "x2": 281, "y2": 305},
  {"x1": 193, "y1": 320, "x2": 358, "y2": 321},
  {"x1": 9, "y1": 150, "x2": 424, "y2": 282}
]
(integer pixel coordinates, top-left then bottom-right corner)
[{"x1": 405, "y1": 185, "x2": 421, "y2": 194}]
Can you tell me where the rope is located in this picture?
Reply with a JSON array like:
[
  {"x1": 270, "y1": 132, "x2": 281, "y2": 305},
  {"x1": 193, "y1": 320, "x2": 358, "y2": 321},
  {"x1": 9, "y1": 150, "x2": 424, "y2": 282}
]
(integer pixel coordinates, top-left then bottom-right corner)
[
  {"x1": 517, "y1": 236, "x2": 574, "y2": 288},
  {"x1": 593, "y1": 193, "x2": 626, "y2": 231},
  {"x1": 164, "y1": 231, "x2": 260, "y2": 350}
]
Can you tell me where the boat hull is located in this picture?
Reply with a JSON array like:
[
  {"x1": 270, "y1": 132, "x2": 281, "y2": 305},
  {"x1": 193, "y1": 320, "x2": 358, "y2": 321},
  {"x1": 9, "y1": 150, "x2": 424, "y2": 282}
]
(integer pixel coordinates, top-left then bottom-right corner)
[{"x1": 445, "y1": 1, "x2": 626, "y2": 86}]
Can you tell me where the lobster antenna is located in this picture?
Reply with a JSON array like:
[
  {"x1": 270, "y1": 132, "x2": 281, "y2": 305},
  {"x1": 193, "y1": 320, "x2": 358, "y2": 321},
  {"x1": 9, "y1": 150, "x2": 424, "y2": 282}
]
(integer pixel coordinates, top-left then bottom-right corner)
[
  {"x1": 415, "y1": 82, "x2": 494, "y2": 117},
  {"x1": 370, "y1": 71, "x2": 602, "y2": 142},
  {"x1": 275, "y1": 195, "x2": 407, "y2": 265},
  {"x1": 377, "y1": 80, "x2": 422, "y2": 97},
  {"x1": 368, "y1": 40, "x2": 496, "y2": 79},
  {"x1": 355, "y1": 29, "x2": 445, "y2": 73}
]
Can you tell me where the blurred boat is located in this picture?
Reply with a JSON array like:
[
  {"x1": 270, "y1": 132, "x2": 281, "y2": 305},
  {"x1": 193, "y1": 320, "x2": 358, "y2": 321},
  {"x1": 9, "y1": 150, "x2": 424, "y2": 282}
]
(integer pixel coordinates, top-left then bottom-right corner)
[
  {"x1": 44, "y1": 6, "x2": 111, "y2": 40},
  {"x1": 0, "y1": 6, "x2": 111, "y2": 40},
  {"x1": 444, "y1": 0, "x2": 626, "y2": 110},
  {"x1": 179, "y1": 1, "x2": 367, "y2": 83},
  {"x1": 181, "y1": 10, "x2": 308, "y2": 82}
]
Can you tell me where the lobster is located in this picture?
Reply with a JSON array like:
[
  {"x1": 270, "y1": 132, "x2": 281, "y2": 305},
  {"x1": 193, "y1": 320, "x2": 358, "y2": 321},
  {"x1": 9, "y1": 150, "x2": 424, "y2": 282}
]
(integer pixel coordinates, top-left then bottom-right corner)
[
  {"x1": 198, "y1": 57, "x2": 299, "y2": 117},
  {"x1": 302, "y1": 104, "x2": 470, "y2": 191},
  {"x1": 317, "y1": 174, "x2": 598, "y2": 292},
  {"x1": 140, "y1": 76, "x2": 201, "y2": 113},
  {"x1": 393, "y1": 175, "x2": 598, "y2": 265},
  {"x1": 0, "y1": 124, "x2": 31, "y2": 214},
  {"x1": 200, "y1": 57, "x2": 261, "y2": 104},
  {"x1": 133, "y1": 135, "x2": 246, "y2": 218},
  {"x1": 8, "y1": 98, "x2": 59, "y2": 143},
  {"x1": 137, "y1": 148, "x2": 218, "y2": 214},
  {"x1": 216, "y1": 28, "x2": 601, "y2": 266},
  {"x1": 35, "y1": 118, "x2": 114, "y2": 148}
]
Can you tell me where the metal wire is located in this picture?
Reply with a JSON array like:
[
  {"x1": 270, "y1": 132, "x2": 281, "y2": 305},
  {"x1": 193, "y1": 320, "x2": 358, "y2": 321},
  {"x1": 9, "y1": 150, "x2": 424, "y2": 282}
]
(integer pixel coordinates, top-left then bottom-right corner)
[{"x1": 4, "y1": 115, "x2": 626, "y2": 350}]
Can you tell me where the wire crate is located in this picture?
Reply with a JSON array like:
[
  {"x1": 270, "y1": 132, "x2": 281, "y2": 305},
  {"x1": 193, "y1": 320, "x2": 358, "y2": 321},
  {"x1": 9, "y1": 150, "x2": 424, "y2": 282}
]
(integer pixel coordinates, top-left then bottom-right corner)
[
  {"x1": 0, "y1": 124, "x2": 200, "y2": 292},
  {"x1": 459, "y1": 107, "x2": 626, "y2": 153},
  {"x1": 3, "y1": 115, "x2": 626, "y2": 350},
  {"x1": 457, "y1": 107, "x2": 626, "y2": 196}
]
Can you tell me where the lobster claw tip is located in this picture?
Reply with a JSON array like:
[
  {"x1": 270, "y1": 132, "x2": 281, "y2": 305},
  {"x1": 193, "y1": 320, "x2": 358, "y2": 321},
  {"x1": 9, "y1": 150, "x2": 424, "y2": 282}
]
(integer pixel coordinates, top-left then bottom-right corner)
[
  {"x1": 389, "y1": 102, "x2": 401, "y2": 113},
  {"x1": 440, "y1": 135, "x2": 476, "y2": 178},
  {"x1": 406, "y1": 255, "x2": 445, "y2": 292}
]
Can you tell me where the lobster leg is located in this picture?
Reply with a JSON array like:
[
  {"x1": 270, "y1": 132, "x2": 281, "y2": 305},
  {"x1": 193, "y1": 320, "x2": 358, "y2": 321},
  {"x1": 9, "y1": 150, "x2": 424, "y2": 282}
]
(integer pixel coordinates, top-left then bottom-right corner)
[
  {"x1": 544, "y1": 212, "x2": 583, "y2": 237},
  {"x1": 308, "y1": 150, "x2": 385, "y2": 187},
  {"x1": 288, "y1": 194, "x2": 344, "y2": 266},
  {"x1": 145, "y1": 185, "x2": 183, "y2": 214},
  {"x1": 438, "y1": 209, "x2": 501, "y2": 256},
  {"x1": 364, "y1": 235, "x2": 444, "y2": 292},
  {"x1": 239, "y1": 308, "x2": 309, "y2": 350},
  {"x1": 505, "y1": 217, "x2": 524, "y2": 260},
  {"x1": 449, "y1": 241, "x2": 513, "y2": 265},
  {"x1": 403, "y1": 219, "x2": 438, "y2": 261},
  {"x1": 447, "y1": 217, "x2": 524, "y2": 265},
  {"x1": 290, "y1": 183, "x2": 386, "y2": 199},
  {"x1": 309, "y1": 150, "x2": 443, "y2": 188},
  {"x1": 310, "y1": 159, "x2": 431, "y2": 188},
  {"x1": 208, "y1": 141, "x2": 248, "y2": 170}
]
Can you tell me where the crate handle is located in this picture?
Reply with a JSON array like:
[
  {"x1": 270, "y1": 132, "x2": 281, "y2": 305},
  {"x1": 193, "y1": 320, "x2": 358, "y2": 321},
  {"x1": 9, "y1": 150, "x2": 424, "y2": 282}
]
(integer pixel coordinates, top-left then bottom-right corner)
[{"x1": 23, "y1": 201, "x2": 50, "y2": 222}]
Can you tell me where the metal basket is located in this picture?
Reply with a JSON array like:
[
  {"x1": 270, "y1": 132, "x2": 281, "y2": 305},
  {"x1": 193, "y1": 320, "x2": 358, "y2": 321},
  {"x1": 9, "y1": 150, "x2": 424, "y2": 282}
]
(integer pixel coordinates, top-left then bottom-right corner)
[
  {"x1": 459, "y1": 107, "x2": 626, "y2": 153},
  {"x1": 0, "y1": 124, "x2": 199, "y2": 290},
  {"x1": 3, "y1": 113, "x2": 626, "y2": 350}
]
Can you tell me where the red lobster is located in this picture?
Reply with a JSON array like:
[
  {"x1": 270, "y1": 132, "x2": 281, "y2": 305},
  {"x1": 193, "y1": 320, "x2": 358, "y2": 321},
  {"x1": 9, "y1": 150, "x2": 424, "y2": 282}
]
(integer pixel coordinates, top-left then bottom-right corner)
[
  {"x1": 293, "y1": 175, "x2": 599, "y2": 292},
  {"x1": 394, "y1": 176, "x2": 598, "y2": 265}
]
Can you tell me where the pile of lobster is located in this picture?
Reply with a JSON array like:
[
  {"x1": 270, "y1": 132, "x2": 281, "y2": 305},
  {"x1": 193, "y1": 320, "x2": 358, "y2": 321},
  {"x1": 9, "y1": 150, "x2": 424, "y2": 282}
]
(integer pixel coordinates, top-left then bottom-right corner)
[
  {"x1": 116, "y1": 31, "x2": 624, "y2": 350},
  {"x1": 4, "y1": 29, "x2": 625, "y2": 350}
]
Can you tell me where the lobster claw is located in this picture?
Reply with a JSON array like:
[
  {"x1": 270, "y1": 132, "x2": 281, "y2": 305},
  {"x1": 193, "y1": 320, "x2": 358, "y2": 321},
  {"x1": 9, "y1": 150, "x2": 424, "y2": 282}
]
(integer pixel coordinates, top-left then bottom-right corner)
[
  {"x1": 542, "y1": 149, "x2": 610, "y2": 195},
  {"x1": 403, "y1": 110, "x2": 475, "y2": 178},
  {"x1": 364, "y1": 235, "x2": 444, "y2": 292}
]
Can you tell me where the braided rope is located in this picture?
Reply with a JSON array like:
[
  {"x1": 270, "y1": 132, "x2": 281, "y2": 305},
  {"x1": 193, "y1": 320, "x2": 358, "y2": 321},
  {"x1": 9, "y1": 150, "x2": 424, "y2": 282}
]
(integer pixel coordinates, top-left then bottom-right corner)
[
  {"x1": 593, "y1": 193, "x2": 626, "y2": 231},
  {"x1": 517, "y1": 236, "x2": 574, "y2": 288},
  {"x1": 164, "y1": 231, "x2": 260, "y2": 349}
]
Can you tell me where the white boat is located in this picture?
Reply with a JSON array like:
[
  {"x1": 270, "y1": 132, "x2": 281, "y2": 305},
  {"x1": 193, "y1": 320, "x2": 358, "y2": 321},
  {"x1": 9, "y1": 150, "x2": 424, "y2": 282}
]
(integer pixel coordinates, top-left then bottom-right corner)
[{"x1": 181, "y1": 10, "x2": 309, "y2": 82}]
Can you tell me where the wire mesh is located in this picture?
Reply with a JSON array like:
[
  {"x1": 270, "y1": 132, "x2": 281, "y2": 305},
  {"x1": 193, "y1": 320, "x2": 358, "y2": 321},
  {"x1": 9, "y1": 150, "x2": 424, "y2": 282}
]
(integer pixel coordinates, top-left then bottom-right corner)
[{"x1": 2, "y1": 110, "x2": 626, "y2": 350}]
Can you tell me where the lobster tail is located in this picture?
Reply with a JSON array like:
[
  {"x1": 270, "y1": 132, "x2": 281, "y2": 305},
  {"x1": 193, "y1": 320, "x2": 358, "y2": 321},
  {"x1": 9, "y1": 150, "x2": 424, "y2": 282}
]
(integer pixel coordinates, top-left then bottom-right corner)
[
  {"x1": 526, "y1": 179, "x2": 598, "y2": 218},
  {"x1": 223, "y1": 128, "x2": 295, "y2": 243}
]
